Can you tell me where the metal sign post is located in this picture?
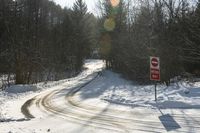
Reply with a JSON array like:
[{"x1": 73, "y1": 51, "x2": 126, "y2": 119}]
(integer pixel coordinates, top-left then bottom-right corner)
[
  {"x1": 155, "y1": 83, "x2": 157, "y2": 101},
  {"x1": 150, "y1": 57, "x2": 160, "y2": 101}
]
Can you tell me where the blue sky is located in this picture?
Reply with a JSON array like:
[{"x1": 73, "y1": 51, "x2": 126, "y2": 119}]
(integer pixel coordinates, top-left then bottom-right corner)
[{"x1": 54, "y1": 0, "x2": 98, "y2": 14}]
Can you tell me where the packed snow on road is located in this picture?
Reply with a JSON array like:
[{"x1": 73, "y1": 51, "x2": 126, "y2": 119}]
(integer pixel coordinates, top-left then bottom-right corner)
[{"x1": 0, "y1": 60, "x2": 200, "y2": 133}]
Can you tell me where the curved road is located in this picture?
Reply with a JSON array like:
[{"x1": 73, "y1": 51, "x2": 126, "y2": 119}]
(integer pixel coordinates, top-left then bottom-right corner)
[{"x1": 21, "y1": 60, "x2": 200, "y2": 133}]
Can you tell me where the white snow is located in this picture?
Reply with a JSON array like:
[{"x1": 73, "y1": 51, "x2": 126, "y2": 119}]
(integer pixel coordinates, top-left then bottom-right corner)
[
  {"x1": 0, "y1": 59, "x2": 200, "y2": 133},
  {"x1": 75, "y1": 70, "x2": 200, "y2": 110}
]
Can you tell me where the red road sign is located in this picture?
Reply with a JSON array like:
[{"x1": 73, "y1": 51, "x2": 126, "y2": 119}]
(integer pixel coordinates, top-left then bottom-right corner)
[
  {"x1": 150, "y1": 57, "x2": 160, "y2": 81},
  {"x1": 151, "y1": 58, "x2": 159, "y2": 67}
]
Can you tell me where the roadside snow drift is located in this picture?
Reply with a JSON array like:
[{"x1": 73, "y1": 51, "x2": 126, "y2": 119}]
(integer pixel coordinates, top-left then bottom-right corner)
[{"x1": 75, "y1": 70, "x2": 200, "y2": 109}]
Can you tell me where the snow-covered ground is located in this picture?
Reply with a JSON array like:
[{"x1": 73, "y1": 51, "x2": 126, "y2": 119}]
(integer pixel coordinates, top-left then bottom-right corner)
[
  {"x1": 75, "y1": 70, "x2": 200, "y2": 109},
  {"x1": 0, "y1": 59, "x2": 200, "y2": 133}
]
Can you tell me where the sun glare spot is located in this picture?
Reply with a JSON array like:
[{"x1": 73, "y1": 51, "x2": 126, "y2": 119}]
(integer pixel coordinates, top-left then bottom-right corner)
[
  {"x1": 100, "y1": 34, "x2": 111, "y2": 55},
  {"x1": 110, "y1": 0, "x2": 120, "y2": 7},
  {"x1": 104, "y1": 18, "x2": 116, "y2": 31}
]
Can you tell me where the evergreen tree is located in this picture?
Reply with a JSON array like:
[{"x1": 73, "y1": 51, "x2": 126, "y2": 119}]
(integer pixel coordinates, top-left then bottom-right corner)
[{"x1": 72, "y1": 0, "x2": 90, "y2": 71}]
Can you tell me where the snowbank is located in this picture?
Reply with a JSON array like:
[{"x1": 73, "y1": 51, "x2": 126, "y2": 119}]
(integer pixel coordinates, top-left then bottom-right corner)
[{"x1": 77, "y1": 70, "x2": 200, "y2": 109}]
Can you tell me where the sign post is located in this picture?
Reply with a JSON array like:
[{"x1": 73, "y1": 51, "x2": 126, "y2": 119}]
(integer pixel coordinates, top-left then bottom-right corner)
[{"x1": 150, "y1": 57, "x2": 160, "y2": 101}]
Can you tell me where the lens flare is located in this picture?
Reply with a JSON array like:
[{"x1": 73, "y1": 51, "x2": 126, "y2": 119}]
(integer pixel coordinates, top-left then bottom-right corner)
[
  {"x1": 111, "y1": 7, "x2": 119, "y2": 15},
  {"x1": 104, "y1": 18, "x2": 116, "y2": 31},
  {"x1": 110, "y1": 0, "x2": 120, "y2": 7},
  {"x1": 100, "y1": 34, "x2": 111, "y2": 55}
]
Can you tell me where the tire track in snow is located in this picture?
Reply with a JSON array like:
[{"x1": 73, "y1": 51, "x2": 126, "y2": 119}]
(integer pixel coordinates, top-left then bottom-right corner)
[
  {"x1": 64, "y1": 75, "x2": 200, "y2": 132},
  {"x1": 21, "y1": 98, "x2": 36, "y2": 119},
  {"x1": 21, "y1": 73, "x2": 129, "y2": 132},
  {"x1": 36, "y1": 74, "x2": 159, "y2": 133},
  {"x1": 39, "y1": 74, "x2": 130, "y2": 133},
  {"x1": 21, "y1": 71, "x2": 200, "y2": 133}
]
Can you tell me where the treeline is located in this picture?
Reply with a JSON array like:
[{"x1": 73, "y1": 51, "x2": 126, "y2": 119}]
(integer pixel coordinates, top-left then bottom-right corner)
[
  {"x1": 1, "y1": 0, "x2": 199, "y2": 85},
  {"x1": 0, "y1": 0, "x2": 96, "y2": 84},
  {"x1": 98, "y1": 0, "x2": 200, "y2": 83}
]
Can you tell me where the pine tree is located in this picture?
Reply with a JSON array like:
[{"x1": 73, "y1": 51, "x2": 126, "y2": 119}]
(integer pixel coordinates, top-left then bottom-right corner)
[{"x1": 72, "y1": 0, "x2": 89, "y2": 71}]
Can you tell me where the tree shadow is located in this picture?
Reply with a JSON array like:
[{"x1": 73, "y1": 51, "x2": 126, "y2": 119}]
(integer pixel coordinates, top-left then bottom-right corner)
[
  {"x1": 157, "y1": 107, "x2": 181, "y2": 131},
  {"x1": 77, "y1": 70, "x2": 126, "y2": 100},
  {"x1": 179, "y1": 82, "x2": 200, "y2": 98},
  {"x1": 0, "y1": 118, "x2": 30, "y2": 123},
  {"x1": 72, "y1": 72, "x2": 200, "y2": 132},
  {"x1": 72, "y1": 87, "x2": 127, "y2": 132},
  {"x1": 72, "y1": 104, "x2": 115, "y2": 133},
  {"x1": 159, "y1": 114, "x2": 181, "y2": 131},
  {"x1": 76, "y1": 70, "x2": 200, "y2": 110}
]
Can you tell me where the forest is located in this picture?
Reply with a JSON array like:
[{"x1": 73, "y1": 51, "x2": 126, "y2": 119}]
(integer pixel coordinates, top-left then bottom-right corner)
[
  {"x1": 0, "y1": 0, "x2": 97, "y2": 84},
  {"x1": 98, "y1": 0, "x2": 200, "y2": 83},
  {"x1": 0, "y1": 0, "x2": 200, "y2": 86}
]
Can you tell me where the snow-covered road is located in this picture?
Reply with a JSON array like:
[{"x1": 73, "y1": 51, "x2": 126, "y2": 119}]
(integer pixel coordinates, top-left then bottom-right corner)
[{"x1": 1, "y1": 60, "x2": 200, "y2": 133}]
